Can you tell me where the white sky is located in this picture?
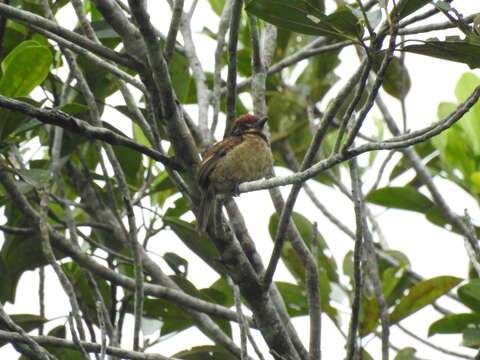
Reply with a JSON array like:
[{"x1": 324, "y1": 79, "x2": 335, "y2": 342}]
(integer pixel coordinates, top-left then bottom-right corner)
[{"x1": 2, "y1": 1, "x2": 480, "y2": 359}]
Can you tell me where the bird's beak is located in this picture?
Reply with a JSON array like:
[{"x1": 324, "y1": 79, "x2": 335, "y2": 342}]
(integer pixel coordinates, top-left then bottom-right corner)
[{"x1": 255, "y1": 116, "x2": 268, "y2": 128}]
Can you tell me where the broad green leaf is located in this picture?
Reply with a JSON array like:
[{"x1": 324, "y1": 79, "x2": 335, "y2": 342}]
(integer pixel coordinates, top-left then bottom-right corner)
[
  {"x1": 453, "y1": 73, "x2": 480, "y2": 155},
  {"x1": 1, "y1": 23, "x2": 27, "y2": 59},
  {"x1": 429, "y1": 313, "x2": 480, "y2": 336},
  {"x1": 246, "y1": 1, "x2": 361, "y2": 39},
  {"x1": 475, "y1": 14, "x2": 480, "y2": 37},
  {"x1": 77, "y1": 54, "x2": 118, "y2": 101},
  {"x1": 471, "y1": 172, "x2": 480, "y2": 193},
  {"x1": 203, "y1": 278, "x2": 234, "y2": 308},
  {"x1": 276, "y1": 282, "x2": 309, "y2": 317},
  {"x1": 0, "y1": 40, "x2": 53, "y2": 97},
  {"x1": 359, "y1": 348, "x2": 374, "y2": 360},
  {"x1": 394, "y1": 348, "x2": 417, "y2": 360},
  {"x1": 164, "y1": 197, "x2": 189, "y2": 218},
  {"x1": 458, "y1": 279, "x2": 480, "y2": 312},
  {"x1": 90, "y1": 20, "x2": 121, "y2": 48},
  {"x1": 163, "y1": 217, "x2": 225, "y2": 275},
  {"x1": 174, "y1": 345, "x2": 237, "y2": 360},
  {"x1": 169, "y1": 52, "x2": 192, "y2": 103},
  {"x1": 390, "y1": 276, "x2": 462, "y2": 324},
  {"x1": 48, "y1": 325, "x2": 66, "y2": 338},
  {"x1": 141, "y1": 276, "x2": 231, "y2": 337},
  {"x1": 0, "y1": 314, "x2": 48, "y2": 346},
  {"x1": 397, "y1": 0, "x2": 431, "y2": 20},
  {"x1": 164, "y1": 252, "x2": 189, "y2": 276},
  {"x1": 150, "y1": 171, "x2": 178, "y2": 207},
  {"x1": 142, "y1": 298, "x2": 192, "y2": 336},
  {"x1": 403, "y1": 39, "x2": 480, "y2": 69},
  {"x1": 208, "y1": 0, "x2": 227, "y2": 16},
  {"x1": 366, "y1": 186, "x2": 434, "y2": 213},
  {"x1": 14, "y1": 168, "x2": 52, "y2": 188},
  {"x1": 0, "y1": 97, "x2": 41, "y2": 141},
  {"x1": 382, "y1": 265, "x2": 407, "y2": 300},
  {"x1": 359, "y1": 297, "x2": 380, "y2": 336},
  {"x1": 112, "y1": 145, "x2": 143, "y2": 187},
  {"x1": 269, "y1": 212, "x2": 339, "y2": 321},
  {"x1": 463, "y1": 329, "x2": 480, "y2": 347},
  {"x1": 373, "y1": 55, "x2": 411, "y2": 100},
  {"x1": 62, "y1": 262, "x2": 112, "y2": 327},
  {"x1": 269, "y1": 212, "x2": 339, "y2": 283},
  {"x1": 58, "y1": 102, "x2": 90, "y2": 115},
  {"x1": 455, "y1": 73, "x2": 480, "y2": 102}
]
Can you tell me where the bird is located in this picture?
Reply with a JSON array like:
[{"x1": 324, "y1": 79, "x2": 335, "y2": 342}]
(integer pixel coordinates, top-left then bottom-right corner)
[{"x1": 197, "y1": 114, "x2": 273, "y2": 231}]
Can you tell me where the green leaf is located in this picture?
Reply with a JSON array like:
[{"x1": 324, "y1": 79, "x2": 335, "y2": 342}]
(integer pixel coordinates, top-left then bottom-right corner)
[
  {"x1": 169, "y1": 52, "x2": 192, "y2": 103},
  {"x1": 14, "y1": 168, "x2": 52, "y2": 188},
  {"x1": 62, "y1": 262, "x2": 112, "y2": 327},
  {"x1": 0, "y1": 40, "x2": 53, "y2": 97},
  {"x1": 276, "y1": 282, "x2": 309, "y2": 317},
  {"x1": 112, "y1": 145, "x2": 143, "y2": 187},
  {"x1": 382, "y1": 265, "x2": 407, "y2": 300},
  {"x1": 397, "y1": 0, "x2": 431, "y2": 20},
  {"x1": 208, "y1": 0, "x2": 226, "y2": 16},
  {"x1": 142, "y1": 297, "x2": 193, "y2": 336},
  {"x1": 48, "y1": 325, "x2": 67, "y2": 338},
  {"x1": 390, "y1": 276, "x2": 462, "y2": 324},
  {"x1": 269, "y1": 212, "x2": 338, "y2": 283},
  {"x1": 0, "y1": 97, "x2": 41, "y2": 142},
  {"x1": 454, "y1": 73, "x2": 480, "y2": 155},
  {"x1": 373, "y1": 55, "x2": 411, "y2": 99},
  {"x1": 90, "y1": 20, "x2": 120, "y2": 48},
  {"x1": 403, "y1": 39, "x2": 480, "y2": 69},
  {"x1": 163, "y1": 217, "x2": 225, "y2": 276},
  {"x1": 245, "y1": 1, "x2": 361, "y2": 39},
  {"x1": 458, "y1": 279, "x2": 480, "y2": 312},
  {"x1": 428, "y1": 313, "x2": 480, "y2": 336},
  {"x1": 366, "y1": 186, "x2": 434, "y2": 213},
  {"x1": 463, "y1": 329, "x2": 480, "y2": 347},
  {"x1": 393, "y1": 348, "x2": 417, "y2": 360},
  {"x1": 174, "y1": 345, "x2": 237, "y2": 360},
  {"x1": 269, "y1": 212, "x2": 339, "y2": 321},
  {"x1": 164, "y1": 252, "x2": 188, "y2": 276},
  {"x1": 0, "y1": 314, "x2": 48, "y2": 345},
  {"x1": 202, "y1": 278, "x2": 234, "y2": 308},
  {"x1": 359, "y1": 297, "x2": 380, "y2": 336}
]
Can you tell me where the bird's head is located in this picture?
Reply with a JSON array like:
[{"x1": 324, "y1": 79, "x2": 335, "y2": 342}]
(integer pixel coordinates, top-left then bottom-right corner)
[{"x1": 230, "y1": 114, "x2": 268, "y2": 136}]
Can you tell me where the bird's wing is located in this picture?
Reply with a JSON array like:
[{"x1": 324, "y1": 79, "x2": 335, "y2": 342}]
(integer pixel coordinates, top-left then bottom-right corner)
[{"x1": 198, "y1": 135, "x2": 243, "y2": 188}]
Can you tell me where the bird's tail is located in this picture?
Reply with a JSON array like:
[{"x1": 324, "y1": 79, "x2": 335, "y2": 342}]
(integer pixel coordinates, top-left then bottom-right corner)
[{"x1": 197, "y1": 186, "x2": 215, "y2": 232}]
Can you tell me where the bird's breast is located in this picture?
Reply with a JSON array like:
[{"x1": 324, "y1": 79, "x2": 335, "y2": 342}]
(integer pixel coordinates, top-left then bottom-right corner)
[{"x1": 209, "y1": 134, "x2": 273, "y2": 193}]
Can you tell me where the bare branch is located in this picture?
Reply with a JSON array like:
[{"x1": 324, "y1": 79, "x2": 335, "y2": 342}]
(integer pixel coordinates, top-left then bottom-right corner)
[
  {"x1": 0, "y1": 95, "x2": 181, "y2": 170},
  {"x1": 0, "y1": 330, "x2": 174, "y2": 360}
]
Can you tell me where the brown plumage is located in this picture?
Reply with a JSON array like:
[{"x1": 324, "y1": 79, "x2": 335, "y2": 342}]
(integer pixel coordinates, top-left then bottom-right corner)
[{"x1": 197, "y1": 114, "x2": 273, "y2": 231}]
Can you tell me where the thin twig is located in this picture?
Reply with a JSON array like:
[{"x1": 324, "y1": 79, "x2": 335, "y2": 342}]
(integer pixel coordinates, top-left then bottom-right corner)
[
  {"x1": 224, "y1": 0, "x2": 243, "y2": 133},
  {"x1": 308, "y1": 223, "x2": 322, "y2": 360},
  {"x1": 0, "y1": 329, "x2": 174, "y2": 360},
  {"x1": 211, "y1": 0, "x2": 233, "y2": 135},
  {"x1": 463, "y1": 209, "x2": 480, "y2": 276},
  {"x1": 164, "y1": 0, "x2": 184, "y2": 62},
  {"x1": 346, "y1": 159, "x2": 364, "y2": 360},
  {"x1": 397, "y1": 323, "x2": 474, "y2": 359},
  {"x1": 229, "y1": 277, "x2": 248, "y2": 360}
]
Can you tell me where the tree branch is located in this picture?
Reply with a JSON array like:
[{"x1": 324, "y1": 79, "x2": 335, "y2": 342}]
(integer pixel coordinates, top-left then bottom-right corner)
[{"x1": 0, "y1": 95, "x2": 181, "y2": 170}]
